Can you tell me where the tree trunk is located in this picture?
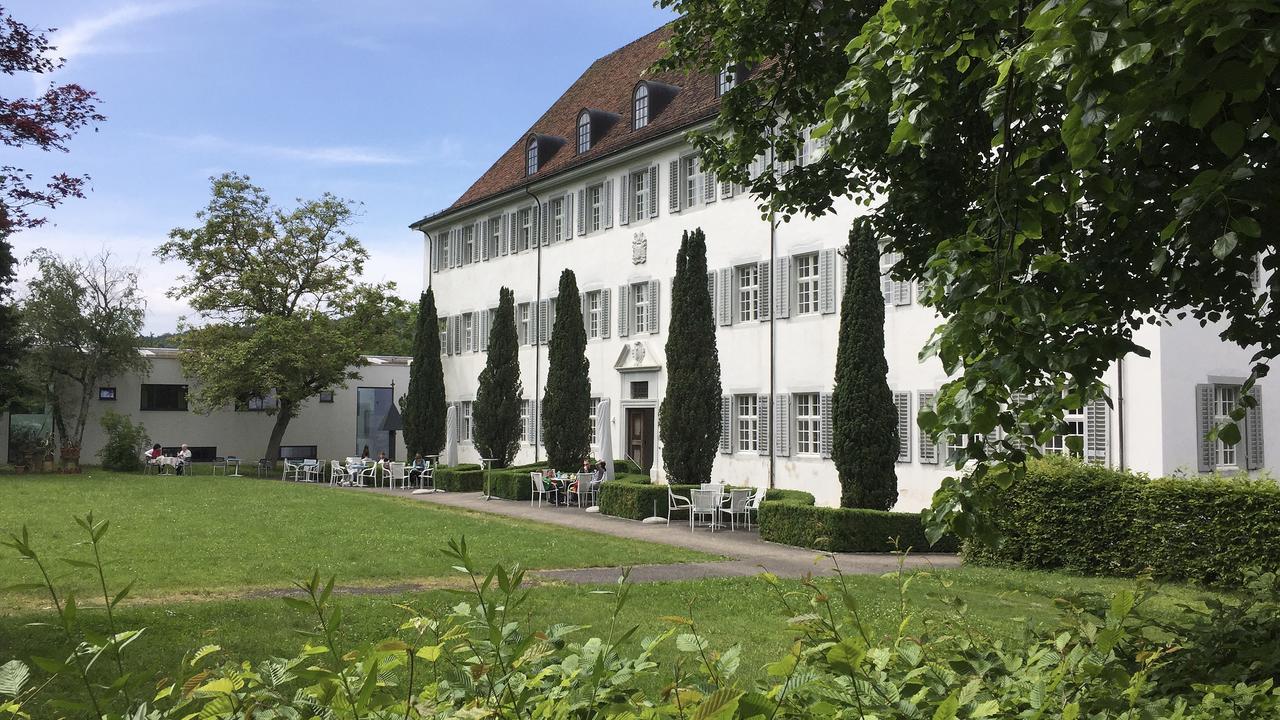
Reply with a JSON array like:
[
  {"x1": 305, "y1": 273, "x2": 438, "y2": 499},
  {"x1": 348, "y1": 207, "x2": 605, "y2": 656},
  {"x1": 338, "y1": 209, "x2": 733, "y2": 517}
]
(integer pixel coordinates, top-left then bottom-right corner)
[{"x1": 264, "y1": 399, "x2": 294, "y2": 461}]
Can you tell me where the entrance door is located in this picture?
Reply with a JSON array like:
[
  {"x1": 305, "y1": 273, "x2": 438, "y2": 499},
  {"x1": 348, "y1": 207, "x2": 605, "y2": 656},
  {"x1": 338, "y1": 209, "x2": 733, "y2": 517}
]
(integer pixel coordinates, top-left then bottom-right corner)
[{"x1": 625, "y1": 408, "x2": 655, "y2": 473}]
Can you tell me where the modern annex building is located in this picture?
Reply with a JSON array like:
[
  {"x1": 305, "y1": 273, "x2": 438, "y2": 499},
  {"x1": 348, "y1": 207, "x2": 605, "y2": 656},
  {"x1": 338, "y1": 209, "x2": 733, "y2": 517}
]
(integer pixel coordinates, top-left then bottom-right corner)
[{"x1": 410, "y1": 25, "x2": 1273, "y2": 510}]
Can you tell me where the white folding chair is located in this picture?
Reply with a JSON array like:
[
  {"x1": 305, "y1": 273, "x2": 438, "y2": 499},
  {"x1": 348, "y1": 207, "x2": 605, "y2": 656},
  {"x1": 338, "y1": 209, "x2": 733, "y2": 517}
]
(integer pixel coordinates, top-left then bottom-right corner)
[
  {"x1": 719, "y1": 488, "x2": 752, "y2": 531},
  {"x1": 691, "y1": 489, "x2": 720, "y2": 532},
  {"x1": 387, "y1": 462, "x2": 406, "y2": 490},
  {"x1": 329, "y1": 460, "x2": 346, "y2": 486},
  {"x1": 281, "y1": 459, "x2": 302, "y2": 481},
  {"x1": 299, "y1": 459, "x2": 321, "y2": 483},
  {"x1": 530, "y1": 472, "x2": 558, "y2": 507},
  {"x1": 356, "y1": 461, "x2": 379, "y2": 488},
  {"x1": 667, "y1": 487, "x2": 692, "y2": 524}
]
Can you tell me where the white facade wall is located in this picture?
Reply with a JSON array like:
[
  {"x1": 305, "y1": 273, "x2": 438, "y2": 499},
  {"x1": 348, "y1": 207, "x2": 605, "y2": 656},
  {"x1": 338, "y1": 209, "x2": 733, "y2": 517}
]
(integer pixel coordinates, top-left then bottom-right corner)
[{"x1": 420, "y1": 131, "x2": 1274, "y2": 510}]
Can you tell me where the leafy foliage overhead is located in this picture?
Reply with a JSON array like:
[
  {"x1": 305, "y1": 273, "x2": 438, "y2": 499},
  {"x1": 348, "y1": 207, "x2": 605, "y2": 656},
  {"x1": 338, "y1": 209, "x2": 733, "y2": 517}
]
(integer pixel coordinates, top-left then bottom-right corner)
[{"x1": 660, "y1": 0, "x2": 1280, "y2": 541}]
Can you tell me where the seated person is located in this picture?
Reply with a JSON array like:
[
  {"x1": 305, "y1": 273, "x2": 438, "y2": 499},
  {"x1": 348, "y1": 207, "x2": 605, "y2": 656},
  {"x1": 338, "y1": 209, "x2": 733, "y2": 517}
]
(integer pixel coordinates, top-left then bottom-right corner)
[
  {"x1": 408, "y1": 453, "x2": 428, "y2": 482},
  {"x1": 176, "y1": 444, "x2": 192, "y2": 475},
  {"x1": 145, "y1": 443, "x2": 163, "y2": 464},
  {"x1": 592, "y1": 460, "x2": 607, "y2": 484}
]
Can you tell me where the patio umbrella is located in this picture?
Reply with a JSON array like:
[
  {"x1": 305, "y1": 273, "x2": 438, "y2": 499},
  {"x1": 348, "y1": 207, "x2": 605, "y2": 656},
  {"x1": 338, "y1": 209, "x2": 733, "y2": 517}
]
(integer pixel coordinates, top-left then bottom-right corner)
[
  {"x1": 596, "y1": 398, "x2": 614, "y2": 481},
  {"x1": 444, "y1": 404, "x2": 458, "y2": 466},
  {"x1": 380, "y1": 404, "x2": 403, "y2": 460}
]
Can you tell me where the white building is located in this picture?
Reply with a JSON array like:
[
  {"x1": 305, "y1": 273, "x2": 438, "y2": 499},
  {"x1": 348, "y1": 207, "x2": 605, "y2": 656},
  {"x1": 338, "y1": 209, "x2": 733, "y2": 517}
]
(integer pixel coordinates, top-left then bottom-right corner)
[
  {"x1": 410, "y1": 25, "x2": 1272, "y2": 510},
  {"x1": 1, "y1": 349, "x2": 412, "y2": 467}
]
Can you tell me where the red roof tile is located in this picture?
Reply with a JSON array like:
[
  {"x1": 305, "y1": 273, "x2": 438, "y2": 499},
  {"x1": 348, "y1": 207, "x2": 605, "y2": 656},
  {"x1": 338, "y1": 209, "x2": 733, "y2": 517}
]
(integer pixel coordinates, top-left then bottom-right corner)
[{"x1": 418, "y1": 24, "x2": 720, "y2": 226}]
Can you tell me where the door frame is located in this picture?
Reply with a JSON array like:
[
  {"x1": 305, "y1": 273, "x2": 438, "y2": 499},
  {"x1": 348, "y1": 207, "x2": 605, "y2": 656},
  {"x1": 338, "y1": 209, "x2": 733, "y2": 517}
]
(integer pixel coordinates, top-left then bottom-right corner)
[{"x1": 625, "y1": 407, "x2": 655, "y2": 473}]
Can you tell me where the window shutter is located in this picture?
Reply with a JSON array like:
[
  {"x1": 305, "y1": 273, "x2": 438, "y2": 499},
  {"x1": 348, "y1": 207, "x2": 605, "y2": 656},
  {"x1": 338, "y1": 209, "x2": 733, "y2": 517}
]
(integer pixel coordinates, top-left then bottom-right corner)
[
  {"x1": 604, "y1": 179, "x2": 614, "y2": 228},
  {"x1": 499, "y1": 214, "x2": 509, "y2": 256},
  {"x1": 774, "y1": 256, "x2": 791, "y2": 319},
  {"x1": 703, "y1": 167, "x2": 717, "y2": 203},
  {"x1": 758, "y1": 261, "x2": 771, "y2": 320},
  {"x1": 430, "y1": 233, "x2": 440, "y2": 273},
  {"x1": 618, "y1": 284, "x2": 631, "y2": 337},
  {"x1": 918, "y1": 390, "x2": 939, "y2": 463},
  {"x1": 480, "y1": 309, "x2": 491, "y2": 351},
  {"x1": 758, "y1": 393, "x2": 770, "y2": 455},
  {"x1": 477, "y1": 221, "x2": 488, "y2": 261},
  {"x1": 580, "y1": 292, "x2": 589, "y2": 338},
  {"x1": 648, "y1": 279, "x2": 660, "y2": 334},
  {"x1": 577, "y1": 189, "x2": 587, "y2": 236},
  {"x1": 720, "y1": 397, "x2": 732, "y2": 454},
  {"x1": 819, "y1": 248, "x2": 838, "y2": 314},
  {"x1": 1195, "y1": 383, "x2": 1215, "y2": 472},
  {"x1": 1084, "y1": 394, "x2": 1109, "y2": 465},
  {"x1": 456, "y1": 316, "x2": 465, "y2": 355},
  {"x1": 537, "y1": 300, "x2": 549, "y2": 344},
  {"x1": 600, "y1": 288, "x2": 611, "y2": 339},
  {"x1": 894, "y1": 278, "x2": 912, "y2": 306},
  {"x1": 720, "y1": 178, "x2": 734, "y2": 199},
  {"x1": 1246, "y1": 385, "x2": 1264, "y2": 470},
  {"x1": 471, "y1": 312, "x2": 480, "y2": 353},
  {"x1": 819, "y1": 393, "x2": 833, "y2": 459},
  {"x1": 523, "y1": 401, "x2": 533, "y2": 443},
  {"x1": 564, "y1": 193, "x2": 574, "y2": 241},
  {"x1": 894, "y1": 391, "x2": 911, "y2": 462},
  {"x1": 648, "y1": 164, "x2": 659, "y2": 218},
  {"x1": 446, "y1": 228, "x2": 456, "y2": 268},
  {"x1": 706, "y1": 271, "x2": 715, "y2": 310},
  {"x1": 539, "y1": 202, "x2": 550, "y2": 246},
  {"x1": 619, "y1": 174, "x2": 630, "y2": 225},
  {"x1": 444, "y1": 315, "x2": 454, "y2": 356},
  {"x1": 718, "y1": 267, "x2": 734, "y2": 326},
  {"x1": 669, "y1": 159, "x2": 681, "y2": 213},
  {"x1": 775, "y1": 393, "x2": 791, "y2": 457},
  {"x1": 548, "y1": 298, "x2": 558, "y2": 337}
]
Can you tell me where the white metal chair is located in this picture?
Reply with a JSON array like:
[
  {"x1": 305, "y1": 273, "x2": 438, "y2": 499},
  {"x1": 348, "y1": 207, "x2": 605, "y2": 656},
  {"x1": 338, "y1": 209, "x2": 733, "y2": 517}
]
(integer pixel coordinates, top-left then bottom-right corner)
[
  {"x1": 357, "y1": 461, "x2": 379, "y2": 488},
  {"x1": 701, "y1": 483, "x2": 726, "y2": 494},
  {"x1": 667, "y1": 487, "x2": 692, "y2": 524},
  {"x1": 530, "y1": 472, "x2": 558, "y2": 507},
  {"x1": 298, "y1": 459, "x2": 321, "y2": 483},
  {"x1": 386, "y1": 462, "x2": 407, "y2": 490},
  {"x1": 570, "y1": 472, "x2": 594, "y2": 507},
  {"x1": 745, "y1": 488, "x2": 765, "y2": 530},
  {"x1": 719, "y1": 488, "x2": 752, "y2": 531},
  {"x1": 328, "y1": 460, "x2": 346, "y2": 486},
  {"x1": 281, "y1": 459, "x2": 302, "y2": 481},
  {"x1": 691, "y1": 489, "x2": 720, "y2": 532}
]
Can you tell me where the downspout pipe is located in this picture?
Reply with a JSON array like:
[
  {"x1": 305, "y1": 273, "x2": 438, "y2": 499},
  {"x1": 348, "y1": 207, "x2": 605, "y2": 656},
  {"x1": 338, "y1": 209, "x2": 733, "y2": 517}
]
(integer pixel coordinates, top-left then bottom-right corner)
[
  {"x1": 524, "y1": 186, "x2": 544, "y2": 464},
  {"x1": 421, "y1": 230, "x2": 434, "y2": 289},
  {"x1": 1117, "y1": 354, "x2": 1126, "y2": 471},
  {"x1": 768, "y1": 209, "x2": 777, "y2": 489}
]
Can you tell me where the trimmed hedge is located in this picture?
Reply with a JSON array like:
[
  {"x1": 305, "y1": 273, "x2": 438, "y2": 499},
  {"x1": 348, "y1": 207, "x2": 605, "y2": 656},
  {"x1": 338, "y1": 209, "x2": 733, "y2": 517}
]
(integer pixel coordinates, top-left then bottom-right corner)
[
  {"x1": 965, "y1": 455, "x2": 1280, "y2": 586},
  {"x1": 600, "y1": 482, "x2": 700, "y2": 520},
  {"x1": 759, "y1": 502, "x2": 959, "y2": 553},
  {"x1": 764, "y1": 488, "x2": 816, "y2": 505},
  {"x1": 433, "y1": 464, "x2": 484, "y2": 492}
]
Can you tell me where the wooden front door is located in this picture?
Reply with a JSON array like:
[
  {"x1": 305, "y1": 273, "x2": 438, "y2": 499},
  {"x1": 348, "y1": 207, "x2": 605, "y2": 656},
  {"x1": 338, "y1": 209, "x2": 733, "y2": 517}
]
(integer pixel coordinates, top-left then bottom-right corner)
[{"x1": 626, "y1": 408, "x2": 655, "y2": 473}]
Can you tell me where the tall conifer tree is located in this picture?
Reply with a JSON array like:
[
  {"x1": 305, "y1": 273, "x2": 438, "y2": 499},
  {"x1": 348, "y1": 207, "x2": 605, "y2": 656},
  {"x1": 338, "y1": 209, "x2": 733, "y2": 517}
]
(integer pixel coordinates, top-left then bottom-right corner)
[
  {"x1": 403, "y1": 288, "x2": 447, "y2": 456},
  {"x1": 541, "y1": 269, "x2": 590, "y2": 469},
  {"x1": 474, "y1": 287, "x2": 523, "y2": 467},
  {"x1": 659, "y1": 228, "x2": 721, "y2": 482},
  {"x1": 832, "y1": 219, "x2": 899, "y2": 509}
]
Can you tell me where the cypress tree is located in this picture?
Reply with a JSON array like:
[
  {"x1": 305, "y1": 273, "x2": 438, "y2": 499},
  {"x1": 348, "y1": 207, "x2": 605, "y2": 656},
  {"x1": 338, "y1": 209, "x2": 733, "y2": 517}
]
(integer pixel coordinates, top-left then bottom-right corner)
[
  {"x1": 832, "y1": 219, "x2": 899, "y2": 509},
  {"x1": 659, "y1": 228, "x2": 721, "y2": 483},
  {"x1": 541, "y1": 269, "x2": 591, "y2": 470},
  {"x1": 473, "y1": 287, "x2": 523, "y2": 467},
  {"x1": 402, "y1": 288, "x2": 447, "y2": 456}
]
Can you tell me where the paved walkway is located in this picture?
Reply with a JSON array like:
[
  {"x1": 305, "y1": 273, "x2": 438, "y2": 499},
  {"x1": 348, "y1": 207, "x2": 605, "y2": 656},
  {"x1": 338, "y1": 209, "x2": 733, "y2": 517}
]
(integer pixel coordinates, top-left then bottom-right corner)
[{"x1": 374, "y1": 488, "x2": 961, "y2": 584}]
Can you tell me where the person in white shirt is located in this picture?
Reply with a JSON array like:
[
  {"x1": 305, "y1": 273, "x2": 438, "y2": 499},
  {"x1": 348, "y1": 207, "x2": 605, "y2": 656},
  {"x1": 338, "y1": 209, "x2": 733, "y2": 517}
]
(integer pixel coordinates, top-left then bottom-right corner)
[{"x1": 176, "y1": 444, "x2": 193, "y2": 475}]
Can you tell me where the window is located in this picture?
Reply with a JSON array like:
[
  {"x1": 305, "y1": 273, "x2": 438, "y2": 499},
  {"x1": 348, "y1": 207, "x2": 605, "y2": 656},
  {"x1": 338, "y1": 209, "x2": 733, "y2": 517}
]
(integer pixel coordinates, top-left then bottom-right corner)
[
  {"x1": 462, "y1": 313, "x2": 474, "y2": 352},
  {"x1": 589, "y1": 397, "x2": 601, "y2": 445},
  {"x1": 587, "y1": 183, "x2": 603, "y2": 231},
  {"x1": 794, "y1": 393, "x2": 821, "y2": 455},
  {"x1": 517, "y1": 302, "x2": 532, "y2": 345},
  {"x1": 630, "y1": 381, "x2": 649, "y2": 400},
  {"x1": 632, "y1": 281, "x2": 651, "y2": 334},
  {"x1": 630, "y1": 169, "x2": 648, "y2": 220},
  {"x1": 279, "y1": 445, "x2": 317, "y2": 460},
  {"x1": 487, "y1": 215, "x2": 501, "y2": 257},
  {"x1": 520, "y1": 400, "x2": 531, "y2": 442},
  {"x1": 238, "y1": 394, "x2": 279, "y2": 412},
  {"x1": 737, "y1": 264, "x2": 760, "y2": 322},
  {"x1": 586, "y1": 290, "x2": 602, "y2": 339},
  {"x1": 435, "y1": 234, "x2": 448, "y2": 270},
  {"x1": 461, "y1": 401, "x2": 473, "y2": 441},
  {"x1": 516, "y1": 208, "x2": 532, "y2": 252},
  {"x1": 1214, "y1": 385, "x2": 1240, "y2": 468},
  {"x1": 98, "y1": 387, "x2": 116, "y2": 401},
  {"x1": 717, "y1": 66, "x2": 737, "y2": 95},
  {"x1": 795, "y1": 253, "x2": 820, "y2": 315},
  {"x1": 550, "y1": 197, "x2": 565, "y2": 241},
  {"x1": 438, "y1": 318, "x2": 448, "y2": 355},
  {"x1": 525, "y1": 136, "x2": 538, "y2": 175},
  {"x1": 633, "y1": 84, "x2": 649, "y2": 129},
  {"x1": 577, "y1": 111, "x2": 591, "y2": 153},
  {"x1": 736, "y1": 395, "x2": 759, "y2": 452},
  {"x1": 946, "y1": 434, "x2": 969, "y2": 465},
  {"x1": 1044, "y1": 411, "x2": 1085, "y2": 457},
  {"x1": 681, "y1": 155, "x2": 699, "y2": 209},
  {"x1": 461, "y1": 224, "x2": 475, "y2": 265},
  {"x1": 140, "y1": 384, "x2": 188, "y2": 411},
  {"x1": 319, "y1": 390, "x2": 335, "y2": 403}
]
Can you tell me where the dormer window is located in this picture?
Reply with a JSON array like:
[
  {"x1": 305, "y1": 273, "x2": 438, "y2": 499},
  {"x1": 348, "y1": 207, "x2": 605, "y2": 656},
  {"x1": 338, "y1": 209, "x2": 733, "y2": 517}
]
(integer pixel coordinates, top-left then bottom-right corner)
[
  {"x1": 577, "y1": 111, "x2": 591, "y2": 153},
  {"x1": 633, "y1": 84, "x2": 649, "y2": 130},
  {"x1": 717, "y1": 66, "x2": 738, "y2": 95},
  {"x1": 525, "y1": 136, "x2": 538, "y2": 175}
]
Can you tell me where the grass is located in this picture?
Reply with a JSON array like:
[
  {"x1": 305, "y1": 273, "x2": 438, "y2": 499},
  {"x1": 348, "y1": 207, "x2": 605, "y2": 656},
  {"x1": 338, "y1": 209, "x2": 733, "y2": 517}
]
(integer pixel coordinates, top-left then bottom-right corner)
[{"x1": 0, "y1": 470, "x2": 712, "y2": 608}]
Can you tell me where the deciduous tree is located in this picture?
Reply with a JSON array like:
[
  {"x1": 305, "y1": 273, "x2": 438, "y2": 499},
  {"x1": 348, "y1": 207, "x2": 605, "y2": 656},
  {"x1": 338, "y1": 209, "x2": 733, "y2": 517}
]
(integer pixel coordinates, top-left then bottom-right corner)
[
  {"x1": 542, "y1": 270, "x2": 590, "y2": 470},
  {"x1": 473, "y1": 287, "x2": 523, "y2": 467},
  {"x1": 402, "y1": 288, "x2": 446, "y2": 457},
  {"x1": 659, "y1": 228, "x2": 721, "y2": 483},
  {"x1": 159, "y1": 172, "x2": 398, "y2": 461}
]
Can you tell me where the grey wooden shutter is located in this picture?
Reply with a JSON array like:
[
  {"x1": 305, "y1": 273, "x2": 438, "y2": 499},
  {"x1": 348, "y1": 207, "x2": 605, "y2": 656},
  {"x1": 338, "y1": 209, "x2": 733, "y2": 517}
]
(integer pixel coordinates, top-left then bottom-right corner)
[
  {"x1": 564, "y1": 193, "x2": 574, "y2": 241},
  {"x1": 577, "y1": 188, "x2": 587, "y2": 236},
  {"x1": 758, "y1": 261, "x2": 771, "y2": 320},
  {"x1": 478, "y1": 221, "x2": 488, "y2": 261},
  {"x1": 505, "y1": 212, "x2": 516, "y2": 254},
  {"x1": 706, "y1": 271, "x2": 715, "y2": 310},
  {"x1": 1196, "y1": 383, "x2": 1215, "y2": 472},
  {"x1": 537, "y1": 300, "x2": 549, "y2": 344},
  {"x1": 918, "y1": 391, "x2": 939, "y2": 463},
  {"x1": 454, "y1": 315, "x2": 463, "y2": 356},
  {"x1": 619, "y1": 174, "x2": 630, "y2": 225},
  {"x1": 1246, "y1": 385, "x2": 1264, "y2": 470},
  {"x1": 893, "y1": 275, "x2": 912, "y2": 306},
  {"x1": 720, "y1": 177, "x2": 734, "y2": 199},
  {"x1": 444, "y1": 315, "x2": 454, "y2": 356},
  {"x1": 819, "y1": 393, "x2": 833, "y2": 459},
  {"x1": 718, "y1": 267, "x2": 734, "y2": 326},
  {"x1": 669, "y1": 159, "x2": 681, "y2": 212},
  {"x1": 1084, "y1": 394, "x2": 1109, "y2": 465},
  {"x1": 499, "y1": 214, "x2": 509, "y2": 256},
  {"x1": 757, "y1": 393, "x2": 770, "y2": 455},
  {"x1": 774, "y1": 393, "x2": 791, "y2": 457},
  {"x1": 600, "y1": 288, "x2": 611, "y2": 339},
  {"x1": 539, "y1": 202, "x2": 550, "y2": 246},
  {"x1": 703, "y1": 167, "x2": 717, "y2": 204},
  {"x1": 446, "y1": 228, "x2": 457, "y2": 268},
  {"x1": 580, "y1": 292, "x2": 589, "y2": 338},
  {"x1": 894, "y1": 391, "x2": 911, "y2": 462},
  {"x1": 774, "y1": 256, "x2": 791, "y2": 319},
  {"x1": 548, "y1": 298, "x2": 558, "y2": 339},
  {"x1": 648, "y1": 279, "x2": 660, "y2": 334},
  {"x1": 480, "y1": 309, "x2": 491, "y2": 351},
  {"x1": 819, "y1": 249, "x2": 838, "y2": 314},
  {"x1": 604, "y1": 179, "x2": 614, "y2": 228},
  {"x1": 471, "y1": 312, "x2": 481, "y2": 353},
  {"x1": 617, "y1": 284, "x2": 631, "y2": 337},
  {"x1": 648, "y1": 164, "x2": 659, "y2": 218},
  {"x1": 720, "y1": 397, "x2": 732, "y2": 453},
  {"x1": 430, "y1": 233, "x2": 439, "y2": 273}
]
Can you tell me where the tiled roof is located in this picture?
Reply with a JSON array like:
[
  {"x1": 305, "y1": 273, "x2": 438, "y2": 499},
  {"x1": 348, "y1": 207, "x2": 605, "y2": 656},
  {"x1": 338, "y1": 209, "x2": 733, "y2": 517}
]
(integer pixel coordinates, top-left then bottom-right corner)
[{"x1": 417, "y1": 23, "x2": 720, "y2": 226}]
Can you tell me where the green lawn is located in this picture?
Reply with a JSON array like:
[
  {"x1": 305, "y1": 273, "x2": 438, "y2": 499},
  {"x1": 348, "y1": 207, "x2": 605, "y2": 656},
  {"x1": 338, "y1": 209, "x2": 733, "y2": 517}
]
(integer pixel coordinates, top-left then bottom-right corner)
[{"x1": 0, "y1": 471, "x2": 712, "y2": 608}]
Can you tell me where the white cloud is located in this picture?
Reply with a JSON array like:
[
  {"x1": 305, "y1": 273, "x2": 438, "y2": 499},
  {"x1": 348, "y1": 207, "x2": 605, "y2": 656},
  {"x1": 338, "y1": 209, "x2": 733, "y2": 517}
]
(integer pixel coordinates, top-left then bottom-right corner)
[
  {"x1": 154, "y1": 133, "x2": 415, "y2": 167},
  {"x1": 49, "y1": 2, "x2": 200, "y2": 64}
]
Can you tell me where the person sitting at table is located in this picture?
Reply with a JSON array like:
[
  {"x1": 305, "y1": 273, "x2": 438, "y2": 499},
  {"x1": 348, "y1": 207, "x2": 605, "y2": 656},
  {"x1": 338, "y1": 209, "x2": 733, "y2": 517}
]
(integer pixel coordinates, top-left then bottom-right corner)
[
  {"x1": 145, "y1": 443, "x2": 163, "y2": 462},
  {"x1": 175, "y1": 443, "x2": 193, "y2": 475},
  {"x1": 409, "y1": 453, "x2": 427, "y2": 482},
  {"x1": 361, "y1": 446, "x2": 371, "y2": 461},
  {"x1": 592, "y1": 460, "x2": 607, "y2": 484}
]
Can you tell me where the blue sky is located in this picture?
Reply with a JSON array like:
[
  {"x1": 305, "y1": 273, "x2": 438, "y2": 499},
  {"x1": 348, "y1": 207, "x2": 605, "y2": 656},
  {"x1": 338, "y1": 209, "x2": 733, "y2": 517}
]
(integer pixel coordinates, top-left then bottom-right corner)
[{"x1": 4, "y1": 0, "x2": 676, "y2": 332}]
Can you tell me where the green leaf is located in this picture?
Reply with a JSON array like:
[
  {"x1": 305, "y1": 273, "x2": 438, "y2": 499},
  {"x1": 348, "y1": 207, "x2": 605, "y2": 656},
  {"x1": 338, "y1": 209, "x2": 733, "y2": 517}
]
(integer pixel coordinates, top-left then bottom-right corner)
[
  {"x1": 1218, "y1": 422, "x2": 1241, "y2": 446},
  {"x1": 1189, "y1": 91, "x2": 1225, "y2": 129},
  {"x1": 1111, "y1": 42, "x2": 1152, "y2": 73},
  {"x1": 692, "y1": 687, "x2": 743, "y2": 720},
  {"x1": 1231, "y1": 216, "x2": 1262, "y2": 238},
  {"x1": 932, "y1": 690, "x2": 960, "y2": 720},
  {"x1": 1212, "y1": 232, "x2": 1239, "y2": 260},
  {"x1": 1211, "y1": 121, "x2": 1245, "y2": 157},
  {"x1": 971, "y1": 700, "x2": 1000, "y2": 718},
  {"x1": 956, "y1": 55, "x2": 970, "y2": 73},
  {"x1": 0, "y1": 661, "x2": 31, "y2": 698}
]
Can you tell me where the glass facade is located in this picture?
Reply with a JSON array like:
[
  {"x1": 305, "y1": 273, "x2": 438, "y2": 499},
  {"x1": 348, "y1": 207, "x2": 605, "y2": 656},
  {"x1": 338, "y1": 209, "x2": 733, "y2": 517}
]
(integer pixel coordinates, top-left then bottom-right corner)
[{"x1": 356, "y1": 386, "x2": 395, "y2": 459}]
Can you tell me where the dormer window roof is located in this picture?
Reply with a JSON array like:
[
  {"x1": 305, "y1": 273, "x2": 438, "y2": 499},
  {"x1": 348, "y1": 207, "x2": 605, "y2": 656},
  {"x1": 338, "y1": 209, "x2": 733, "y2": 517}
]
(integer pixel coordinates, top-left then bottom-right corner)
[
  {"x1": 633, "y1": 84, "x2": 649, "y2": 130},
  {"x1": 631, "y1": 80, "x2": 680, "y2": 131},
  {"x1": 717, "y1": 65, "x2": 739, "y2": 96},
  {"x1": 577, "y1": 111, "x2": 592, "y2": 153},
  {"x1": 524, "y1": 133, "x2": 567, "y2": 176},
  {"x1": 525, "y1": 136, "x2": 538, "y2": 175}
]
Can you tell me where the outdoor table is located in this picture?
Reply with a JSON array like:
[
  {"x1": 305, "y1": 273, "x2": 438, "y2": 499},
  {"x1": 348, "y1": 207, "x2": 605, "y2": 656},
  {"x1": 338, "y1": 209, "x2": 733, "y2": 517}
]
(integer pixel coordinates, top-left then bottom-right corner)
[
  {"x1": 226, "y1": 457, "x2": 243, "y2": 476},
  {"x1": 156, "y1": 456, "x2": 179, "y2": 475}
]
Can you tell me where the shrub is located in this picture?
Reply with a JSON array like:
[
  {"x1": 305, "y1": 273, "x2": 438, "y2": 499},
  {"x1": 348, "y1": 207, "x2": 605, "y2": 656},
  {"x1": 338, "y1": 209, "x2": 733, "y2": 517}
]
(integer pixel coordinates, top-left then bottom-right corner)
[
  {"x1": 473, "y1": 287, "x2": 523, "y2": 467},
  {"x1": 541, "y1": 269, "x2": 591, "y2": 470},
  {"x1": 432, "y1": 464, "x2": 484, "y2": 492},
  {"x1": 97, "y1": 411, "x2": 149, "y2": 471},
  {"x1": 403, "y1": 288, "x2": 446, "y2": 456},
  {"x1": 759, "y1": 501, "x2": 959, "y2": 553},
  {"x1": 612, "y1": 458, "x2": 642, "y2": 474},
  {"x1": 599, "y1": 481, "x2": 699, "y2": 520},
  {"x1": 764, "y1": 488, "x2": 816, "y2": 505},
  {"x1": 964, "y1": 455, "x2": 1280, "y2": 585}
]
